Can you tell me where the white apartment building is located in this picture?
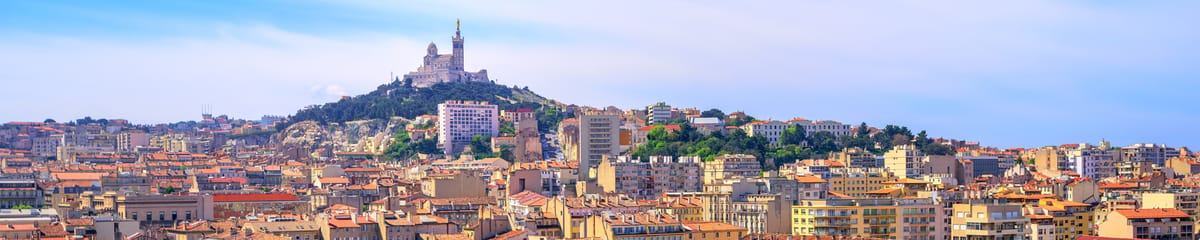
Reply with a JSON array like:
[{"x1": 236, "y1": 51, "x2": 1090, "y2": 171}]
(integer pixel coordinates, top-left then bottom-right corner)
[
  {"x1": 437, "y1": 100, "x2": 499, "y2": 155},
  {"x1": 646, "y1": 102, "x2": 673, "y2": 125},
  {"x1": 742, "y1": 120, "x2": 789, "y2": 146},
  {"x1": 1123, "y1": 143, "x2": 1180, "y2": 166},
  {"x1": 786, "y1": 118, "x2": 852, "y2": 137}
]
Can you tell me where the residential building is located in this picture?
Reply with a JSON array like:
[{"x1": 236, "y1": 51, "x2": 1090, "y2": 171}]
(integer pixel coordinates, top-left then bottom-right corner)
[
  {"x1": 596, "y1": 155, "x2": 702, "y2": 199},
  {"x1": 578, "y1": 110, "x2": 621, "y2": 180},
  {"x1": 421, "y1": 171, "x2": 487, "y2": 198},
  {"x1": 703, "y1": 154, "x2": 762, "y2": 184},
  {"x1": 884, "y1": 145, "x2": 924, "y2": 178},
  {"x1": 646, "y1": 102, "x2": 673, "y2": 125},
  {"x1": 117, "y1": 195, "x2": 214, "y2": 225},
  {"x1": 1122, "y1": 143, "x2": 1181, "y2": 167},
  {"x1": 437, "y1": 100, "x2": 499, "y2": 155},
  {"x1": 1098, "y1": 208, "x2": 1193, "y2": 240},
  {"x1": 742, "y1": 120, "x2": 788, "y2": 147},
  {"x1": 792, "y1": 198, "x2": 943, "y2": 240},
  {"x1": 0, "y1": 180, "x2": 42, "y2": 208},
  {"x1": 950, "y1": 202, "x2": 1030, "y2": 240}
]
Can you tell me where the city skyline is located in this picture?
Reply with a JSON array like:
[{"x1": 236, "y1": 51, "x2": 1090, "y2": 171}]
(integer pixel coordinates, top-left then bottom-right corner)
[{"x1": 2, "y1": 1, "x2": 1199, "y2": 148}]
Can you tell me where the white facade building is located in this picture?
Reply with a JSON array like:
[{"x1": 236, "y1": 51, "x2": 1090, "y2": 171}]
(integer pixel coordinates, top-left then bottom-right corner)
[
  {"x1": 645, "y1": 102, "x2": 673, "y2": 125},
  {"x1": 437, "y1": 100, "x2": 498, "y2": 155}
]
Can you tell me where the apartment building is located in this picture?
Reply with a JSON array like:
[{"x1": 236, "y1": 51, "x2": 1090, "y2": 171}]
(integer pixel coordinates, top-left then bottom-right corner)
[
  {"x1": 1123, "y1": 143, "x2": 1181, "y2": 166},
  {"x1": 884, "y1": 145, "x2": 924, "y2": 178},
  {"x1": 1098, "y1": 208, "x2": 1194, "y2": 240},
  {"x1": 826, "y1": 168, "x2": 898, "y2": 198},
  {"x1": 646, "y1": 102, "x2": 673, "y2": 125},
  {"x1": 742, "y1": 120, "x2": 788, "y2": 147},
  {"x1": 437, "y1": 100, "x2": 499, "y2": 155},
  {"x1": 596, "y1": 155, "x2": 702, "y2": 199},
  {"x1": 0, "y1": 180, "x2": 43, "y2": 208},
  {"x1": 703, "y1": 154, "x2": 762, "y2": 184},
  {"x1": 117, "y1": 195, "x2": 214, "y2": 226},
  {"x1": 950, "y1": 202, "x2": 1030, "y2": 240},
  {"x1": 578, "y1": 110, "x2": 621, "y2": 180},
  {"x1": 792, "y1": 198, "x2": 943, "y2": 240},
  {"x1": 1142, "y1": 191, "x2": 1200, "y2": 232}
]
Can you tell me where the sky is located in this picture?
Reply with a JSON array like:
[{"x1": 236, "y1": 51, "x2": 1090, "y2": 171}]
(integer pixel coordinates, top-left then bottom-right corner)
[{"x1": 1, "y1": 1, "x2": 1198, "y2": 149}]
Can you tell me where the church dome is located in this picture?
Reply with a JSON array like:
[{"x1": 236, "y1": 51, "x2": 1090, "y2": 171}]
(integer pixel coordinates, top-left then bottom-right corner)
[{"x1": 426, "y1": 42, "x2": 438, "y2": 55}]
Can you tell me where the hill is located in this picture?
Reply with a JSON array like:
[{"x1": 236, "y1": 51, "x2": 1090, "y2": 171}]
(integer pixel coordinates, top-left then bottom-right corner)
[{"x1": 284, "y1": 80, "x2": 551, "y2": 127}]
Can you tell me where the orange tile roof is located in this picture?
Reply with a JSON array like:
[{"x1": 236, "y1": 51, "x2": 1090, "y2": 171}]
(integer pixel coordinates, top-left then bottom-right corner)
[{"x1": 1115, "y1": 208, "x2": 1190, "y2": 219}]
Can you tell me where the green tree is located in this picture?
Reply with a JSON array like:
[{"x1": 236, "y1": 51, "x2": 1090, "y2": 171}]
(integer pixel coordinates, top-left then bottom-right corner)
[
  {"x1": 499, "y1": 120, "x2": 516, "y2": 135},
  {"x1": 12, "y1": 204, "x2": 33, "y2": 210},
  {"x1": 779, "y1": 125, "x2": 807, "y2": 146},
  {"x1": 468, "y1": 134, "x2": 493, "y2": 155},
  {"x1": 808, "y1": 131, "x2": 839, "y2": 153},
  {"x1": 700, "y1": 108, "x2": 726, "y2": 119}
]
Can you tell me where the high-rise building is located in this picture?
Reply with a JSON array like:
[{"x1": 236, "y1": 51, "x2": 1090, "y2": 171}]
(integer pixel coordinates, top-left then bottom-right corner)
[
  {"x1": 577, "y1": 110, "x2": 620, "y2": 180},
  {"x1": 437, "y1": 100, "x2": 498, "y2": 155}
]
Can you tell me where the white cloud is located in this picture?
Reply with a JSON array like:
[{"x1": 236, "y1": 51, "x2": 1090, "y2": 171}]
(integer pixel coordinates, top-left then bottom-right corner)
[{"x1": 2, "y1": 0, "x2": 1198, "y2": 147}]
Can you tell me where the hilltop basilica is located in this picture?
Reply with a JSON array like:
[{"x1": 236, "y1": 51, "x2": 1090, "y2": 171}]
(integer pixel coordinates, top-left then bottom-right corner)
[{"x1": 403, "y1": 20, "x2": 490, "y2": 88}]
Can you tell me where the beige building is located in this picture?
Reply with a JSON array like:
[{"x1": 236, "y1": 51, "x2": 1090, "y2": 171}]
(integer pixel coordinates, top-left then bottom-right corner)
[
  {"x1": 577, "y1": 110, "x2": 621, "y2": 180},
  {"x1": 596, "y1": 155, "x2": 702, "y2": 199},
  {"x1": 242, "y1": 221, "x2": 322, "y2": 240},
  {"x1": 421, "y1": 171, "x2": 486, "y2": 198},
  {"x1": 792, "y1": 198, "x2": 944, "y2": 240},
  {"x1": 884, "y1": 145, "x2": 924, "y2": 178},
  {"x1": 826, "y1": 168, "x2": 898, "y2": 198},
  {"x1": 703, "y1": 154, "x2": 762, "y2": 184},
  {"x1": 1142, "y1": 191, "x2": 1200, "y2": 234},
  {"x1": 117, "y1": 195, "x2": 214, "y2": 226},
  {"x1": 950, "y1": 202, "x2": 1029, "y2": 240},
  {"x1": 1098, "y1": 208, "x2": 1193, "y2": 240}
]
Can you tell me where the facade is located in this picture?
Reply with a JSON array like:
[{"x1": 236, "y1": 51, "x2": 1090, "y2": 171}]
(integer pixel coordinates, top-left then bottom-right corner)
[
  {"x1": 884, "y1": 145, "x2": 924, "y2": 178},
  {"x1": 792, "y1": 198, "x2": 943, "y2": 240},
  {"x1": 210, "y1": 193, "x2": 309, "y2": 219},
  {"x1": 577, "y1": 111, "x2": 621, "y2": 180},
  {"x1": 646, "y1": 102, "x2": 673, "y2": 125},
  {"x1": 117, "y1": 195, "x2": 214, "y2": 225},
  {"x1": 421, "y1": 171, "x2": 487, "y2": 198},
  {"x1": 742, "y1": 120, "x2": 788, "y2": 147},
  {"x1": 437, "y1": 100, "x2": 499, "y2": 155},
  {"x1": 826, "y1": 168, "x2": 898, "y2": 198},
  {"x1": 1098, "y1": 208, "x2": 1194, "y2": 240},
  {"x1": 786, "y1": 119, "x2": 853, "y2": 138},
  {"x1": 0, "y1": 180, "x2": 43, "y2": 208},
  {"x1": 1122, "y1": 143, "x2": 1181, "y2": 167},
  {"x1": 703, "y1": 154, "x2": 762, "y2": 184},
  {"x1": 596, "y1": 156, "x2": 702, "y2": 199},
  {"x1": 403, "y1": 20, "x2": 489, "y2": 88},
  {"x1": 950, "y1": 202, "x2": 1029, "y2": 240}
]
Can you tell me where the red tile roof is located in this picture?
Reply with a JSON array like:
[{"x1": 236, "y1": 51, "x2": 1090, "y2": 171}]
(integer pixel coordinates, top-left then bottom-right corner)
[
  {"x1": 1114, "y1": 208, "x2": 1189, "y2": 219},
  {"x1": 212, "y1": 193, "x2": 299, "y2": 202}
]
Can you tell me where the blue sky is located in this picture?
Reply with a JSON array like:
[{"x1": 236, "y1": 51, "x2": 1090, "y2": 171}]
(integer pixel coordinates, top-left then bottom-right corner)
[{"x1": 1, "y1": 1, "x2": 1198, "y2": 149}]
